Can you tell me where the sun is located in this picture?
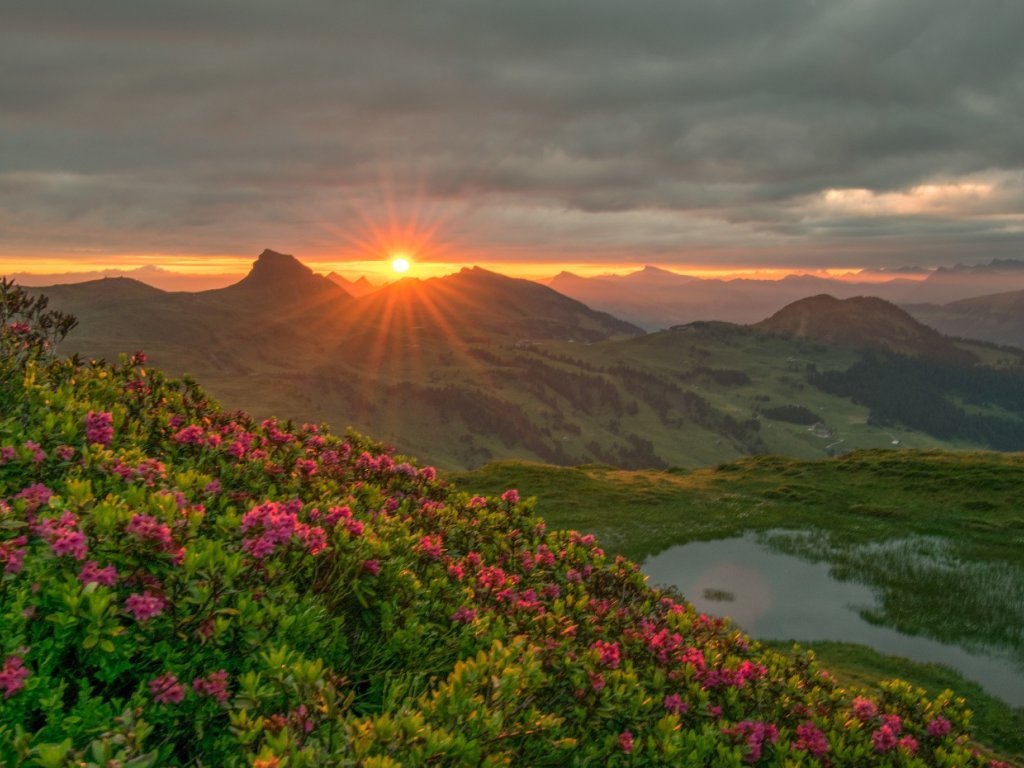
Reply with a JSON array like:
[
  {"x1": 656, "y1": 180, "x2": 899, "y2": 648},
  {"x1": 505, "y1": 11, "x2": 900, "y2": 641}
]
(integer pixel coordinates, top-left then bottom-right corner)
[{"x1": 390, "y1": 255, "x2": 411, "y2": 274}]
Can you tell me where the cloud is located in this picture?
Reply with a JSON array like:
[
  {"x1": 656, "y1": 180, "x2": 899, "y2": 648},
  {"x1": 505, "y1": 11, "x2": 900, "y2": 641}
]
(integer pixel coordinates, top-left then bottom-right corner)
[{"x1": 2, "y1": 0, "x2": 1023, "y2": 270}]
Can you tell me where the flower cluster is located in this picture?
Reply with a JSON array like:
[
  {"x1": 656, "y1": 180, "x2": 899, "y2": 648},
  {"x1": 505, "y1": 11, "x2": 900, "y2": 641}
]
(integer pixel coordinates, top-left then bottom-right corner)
[
  {"x1": 36, "y1": 511, "x2": 88, "y2": 560},
  {"x1": 0, "y1": 655, "x2": 29, "y2": 699},
  {"x1": 126, "y1": 513, "x2": 174, "y2": 550},
  {"x1": 124, "y1": 592, "x2": 165, "y2": 623},
  {"x1": 149, "y1": 673, "x2": 185, "y2": 704},
  {"x1": 722, "y1": 720, "x2": 780, "y2": 763},
  {"x1": 240, "y1": 500, "x2": 326, "y2": 559},
  {"x1": 193, "y1": 670, "x2": 230, "y2": 704},
  {"x1": 85, "y1": 410, "x2": 114, "y2": 447},
  {"x1": 78, "y1": 560, "x2": 118, "y2": 587},
  {"x1": 794, "y1": 721, "x2": 829, "y2": 758}
]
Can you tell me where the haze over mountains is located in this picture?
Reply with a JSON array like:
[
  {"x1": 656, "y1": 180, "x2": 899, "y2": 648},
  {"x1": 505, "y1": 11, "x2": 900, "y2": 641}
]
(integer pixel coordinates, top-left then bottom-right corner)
[
  {"x1": 548, "y1": 261, "x2": 1024, "y2": 332},
  {"x1": 22, "y1": 249, "x2": 1024, "y2": 470},
  {"x1": 905, "y1": 289, "x2": 1024, "y2": 351}
]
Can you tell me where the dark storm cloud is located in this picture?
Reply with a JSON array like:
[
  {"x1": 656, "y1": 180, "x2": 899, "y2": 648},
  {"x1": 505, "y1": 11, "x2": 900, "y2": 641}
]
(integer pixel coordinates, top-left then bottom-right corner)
[{"x1": 2, "y1": 0, "x2": 1024, "y2": 267}]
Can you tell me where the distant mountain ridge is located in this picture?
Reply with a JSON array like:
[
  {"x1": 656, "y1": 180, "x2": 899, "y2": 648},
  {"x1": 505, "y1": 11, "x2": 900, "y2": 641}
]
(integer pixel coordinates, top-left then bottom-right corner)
[
  {"x1": 326, "y1": 272, "x2": 377, "y2": 297},
  {"x1": 548, "y1": 264, "x2": 1024, "y2": 331},
  {"x1": 935, "y1": 258, "x2": 1024, "y2": 273}
]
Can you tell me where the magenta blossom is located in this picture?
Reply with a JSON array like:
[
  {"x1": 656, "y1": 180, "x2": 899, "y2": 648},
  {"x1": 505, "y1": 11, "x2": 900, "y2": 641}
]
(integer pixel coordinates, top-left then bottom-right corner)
[
  {"x1": 149, "y1": 673, "x2": 185, "y2": 704},
  {"x1": 14, "y1": 483, "x2": 52, "y2": 514},
  {"x1": 722, "y1": 720, "x2": 779, "y2": 763},
  {"x1": 125, "y1": 592, "x2": 165, "y2": 622},
  {"x1": 417, "y1": 534, "x2": 443, "y2": 560},
  {"x1": 898, "y1": 735, "x2": 918, "y2": 754},
  {"x1": 851, "y1": 696, "x2": 878, "y2": 722},
  {"x1": 591, "y1": 640, "x2": 620, "y2": 669},
  {"x1": 618, "y1": 731, "x2": 633, "y2": 753},
  {"x1": 664, "y1": 693, "x2": 688, "y2": 715},
  {"x1": 78, "y1": 560, "x2": 118, "y2": 587},
  {"x1": 0, "y1": 655, "x2": 30, "y2": 698},
  {"x1": 872, "y1": 725, "x2": 898, "y2": 753},
  {"x1": 794, "y1": 722, "x2": 829, "y2": 758},
  {"x1": 173, "y1": 425, "x2": 205, "y2": 446},
  {"x1": 1, "y1": 535, "x2": 28, "y2": 574},
  {"x1": 85, "y1": 411, "x2": 114, "y2": 447},
  {"x1": 927, "y1": 716, "x2": 952, "y2": 739},
  {"x1": 450, "y1": 606, "x2": 477, "y2": 623},
  {"x1": 126, "y1": 513, "x2": 174, "y2": 550},
  {"x1": 193, "y1": 670, "x2": 230, "y2": 704}
]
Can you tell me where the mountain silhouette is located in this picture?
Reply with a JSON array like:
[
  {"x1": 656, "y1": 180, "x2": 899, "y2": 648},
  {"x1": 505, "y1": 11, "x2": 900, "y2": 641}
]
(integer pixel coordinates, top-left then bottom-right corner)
[
  {"x1": 343, "y1": 266, "x2": 642, "y2": 345},
  {"x1": 326, "y1": 272, "x2": 376, "y2": 297},
  {"x1": 212, "y1": 249, "x2": 349, "y2": 307}
]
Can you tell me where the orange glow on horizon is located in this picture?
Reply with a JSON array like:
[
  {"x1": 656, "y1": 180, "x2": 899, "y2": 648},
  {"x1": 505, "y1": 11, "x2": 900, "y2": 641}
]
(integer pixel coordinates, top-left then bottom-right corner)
[{"x1": 1, "y1": 253, "x2": 932, "y2": 287}]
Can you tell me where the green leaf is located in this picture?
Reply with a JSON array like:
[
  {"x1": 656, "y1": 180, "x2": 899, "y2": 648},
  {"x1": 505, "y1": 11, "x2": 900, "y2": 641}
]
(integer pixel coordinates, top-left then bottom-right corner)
[{"x1": 32, "y1": 739, "x2": 72, "y2": 768}]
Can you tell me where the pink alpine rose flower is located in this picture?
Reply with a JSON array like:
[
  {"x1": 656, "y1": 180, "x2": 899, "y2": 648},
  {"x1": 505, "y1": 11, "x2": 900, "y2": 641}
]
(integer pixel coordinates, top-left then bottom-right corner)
[
  {"x1": 149, "y1": 673, "x2": 185, "y2": 704},
  {"x1": 85, "y1": 411, "x2": 114, "y2": 446},
  {"x1": 125, "y1": 592, "x2": 166, "y2": 622},
  {"x1": 0, "y1": 655, "x2": 30, "y2": 698},
  {"x1": 193, "y1": 670, "x2": 230, "y2": 703},
  {"x1": 618, "y1": 731, "x2": 633, "y2": 753},
  {"x1": 78, "y1": 560, "x2": 118, "y2": 587}
]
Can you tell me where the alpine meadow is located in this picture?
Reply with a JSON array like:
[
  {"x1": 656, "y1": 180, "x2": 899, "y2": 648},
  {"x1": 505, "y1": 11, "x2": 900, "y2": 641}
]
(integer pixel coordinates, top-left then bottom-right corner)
[{"x1": 4, "y1": 2, "x2": 1024, "y2": 765}]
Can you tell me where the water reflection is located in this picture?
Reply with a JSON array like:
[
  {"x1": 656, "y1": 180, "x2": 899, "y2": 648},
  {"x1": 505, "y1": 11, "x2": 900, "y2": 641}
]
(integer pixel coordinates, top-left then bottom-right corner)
[{"x1": 643, "y1": 533, "x2": 1024, "y2": 706}]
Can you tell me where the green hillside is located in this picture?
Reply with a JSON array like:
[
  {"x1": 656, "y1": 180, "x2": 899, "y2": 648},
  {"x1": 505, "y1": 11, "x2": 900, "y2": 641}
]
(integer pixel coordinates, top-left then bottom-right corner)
[{"x1": 2, "y1": 281, "x2": 1016, "y2": 764}]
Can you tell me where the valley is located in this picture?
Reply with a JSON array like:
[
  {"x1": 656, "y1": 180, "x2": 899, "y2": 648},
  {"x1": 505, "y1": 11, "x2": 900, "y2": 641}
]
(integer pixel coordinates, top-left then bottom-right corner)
[{"x1": 33, "y1": 252, "x2": 1024, "y2": 472}]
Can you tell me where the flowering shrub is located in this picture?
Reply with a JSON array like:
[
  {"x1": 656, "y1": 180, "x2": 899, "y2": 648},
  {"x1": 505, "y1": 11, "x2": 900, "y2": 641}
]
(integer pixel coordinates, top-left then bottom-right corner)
[
  {"x1": 0, "y1": 285, "x2": 1007, "y2": 765},
  {"x1": 0, "y1": 278, "x2": 76, "y2": 407}
]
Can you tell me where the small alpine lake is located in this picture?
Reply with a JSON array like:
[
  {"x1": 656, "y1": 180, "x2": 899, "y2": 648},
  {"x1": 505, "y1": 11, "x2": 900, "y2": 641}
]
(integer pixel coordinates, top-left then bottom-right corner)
[{"x1": 643, "y1": 531, "x2": 1024, "y2": 707}]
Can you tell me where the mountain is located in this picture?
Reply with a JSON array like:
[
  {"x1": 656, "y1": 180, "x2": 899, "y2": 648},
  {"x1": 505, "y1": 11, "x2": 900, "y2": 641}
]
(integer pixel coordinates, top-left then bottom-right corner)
[
  {"x1": 905, "y1": 289, "x2": 1024, "y2": 350},
  {"x1": 548, "y1": 268, "x2": 753, "y2": 329},
  {"x1": 30, "y1": 250, "x2": 351, "y2": 380},
  {"x1": 755, "y1": 295, "x2": 976, "y2": 363},
  {"x1": 345, "y1": 266, "x2": 642, "y2": 344},
  {"x1": 2, "y1": 264, "x2": 241, "y2": 291},
  {"x1": 326, "y1": 271, "x2": 377, "y2": 297},
  {"x1": 210, "y1": 249, "x2": 349, "y2": 306},
  {"x1": 615, "y1": 264, "x2": 702, "y2": 285}
]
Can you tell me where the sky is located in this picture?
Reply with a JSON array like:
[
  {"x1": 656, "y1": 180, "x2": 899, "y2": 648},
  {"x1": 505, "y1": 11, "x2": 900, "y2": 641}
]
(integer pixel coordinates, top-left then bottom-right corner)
[{"x1": 2, "y1": 0, "x2": 1024, "y2": 283}]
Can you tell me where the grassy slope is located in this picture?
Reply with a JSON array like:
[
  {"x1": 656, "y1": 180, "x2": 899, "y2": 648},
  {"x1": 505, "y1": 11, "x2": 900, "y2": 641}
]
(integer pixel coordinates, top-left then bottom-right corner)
[
  {"x1": 452, "y1": 450, "x2": 1024, "y2": 758},
  {"x1": 121, "y1": 330, "x2": 1004, "y2": 471},
  {"x1": 451, "y1": 450, "x2": 1024, "y2": 561}
]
